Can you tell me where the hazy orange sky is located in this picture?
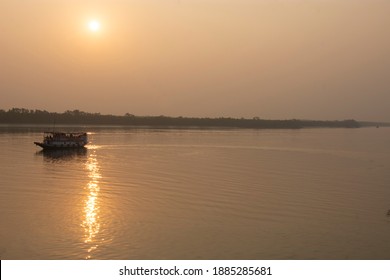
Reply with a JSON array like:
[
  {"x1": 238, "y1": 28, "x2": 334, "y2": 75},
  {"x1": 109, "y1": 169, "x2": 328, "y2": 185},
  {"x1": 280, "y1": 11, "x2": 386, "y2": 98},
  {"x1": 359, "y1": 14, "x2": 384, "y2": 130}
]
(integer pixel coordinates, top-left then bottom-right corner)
[{"x1": 1, "y1": 0, "x2": 389, "y2": 121}]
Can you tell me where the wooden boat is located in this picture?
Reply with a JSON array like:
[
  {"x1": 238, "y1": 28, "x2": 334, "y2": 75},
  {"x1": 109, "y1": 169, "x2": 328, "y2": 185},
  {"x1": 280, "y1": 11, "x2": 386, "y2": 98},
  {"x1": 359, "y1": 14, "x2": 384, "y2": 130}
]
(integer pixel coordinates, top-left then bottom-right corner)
[{"x1": 34, "y1": 132, "x2": 88, "y2": 149}]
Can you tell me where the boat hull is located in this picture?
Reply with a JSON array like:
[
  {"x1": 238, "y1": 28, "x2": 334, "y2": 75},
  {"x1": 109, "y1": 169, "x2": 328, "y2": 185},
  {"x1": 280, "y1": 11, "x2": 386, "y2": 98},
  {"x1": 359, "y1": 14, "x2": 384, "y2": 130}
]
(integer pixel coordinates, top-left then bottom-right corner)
[{"x1": 34, "y1": 142, "x2": 87, "y2": 149}]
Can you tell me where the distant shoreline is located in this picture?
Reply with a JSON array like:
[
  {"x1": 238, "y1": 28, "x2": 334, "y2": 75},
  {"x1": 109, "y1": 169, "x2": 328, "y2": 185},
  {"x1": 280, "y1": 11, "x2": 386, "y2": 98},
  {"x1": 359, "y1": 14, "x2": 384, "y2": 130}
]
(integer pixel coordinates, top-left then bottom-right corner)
[{"x1": 1, "y1": 108, "x2": 387, "y2": 129}]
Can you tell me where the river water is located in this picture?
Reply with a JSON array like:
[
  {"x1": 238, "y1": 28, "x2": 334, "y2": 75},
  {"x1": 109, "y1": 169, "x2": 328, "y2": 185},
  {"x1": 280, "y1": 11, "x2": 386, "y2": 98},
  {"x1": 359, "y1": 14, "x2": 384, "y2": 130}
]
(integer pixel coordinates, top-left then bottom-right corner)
[{"x1": 0, "y1": 126, "x2": 389, "y2": 259}]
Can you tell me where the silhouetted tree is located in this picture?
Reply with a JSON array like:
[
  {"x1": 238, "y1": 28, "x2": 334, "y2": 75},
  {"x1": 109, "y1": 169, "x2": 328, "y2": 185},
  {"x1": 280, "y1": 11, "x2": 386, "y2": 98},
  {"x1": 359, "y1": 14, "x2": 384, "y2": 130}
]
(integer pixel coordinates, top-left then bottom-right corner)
[{"x1": 0, "y1": 107, "x2": 363, "y2": 128}]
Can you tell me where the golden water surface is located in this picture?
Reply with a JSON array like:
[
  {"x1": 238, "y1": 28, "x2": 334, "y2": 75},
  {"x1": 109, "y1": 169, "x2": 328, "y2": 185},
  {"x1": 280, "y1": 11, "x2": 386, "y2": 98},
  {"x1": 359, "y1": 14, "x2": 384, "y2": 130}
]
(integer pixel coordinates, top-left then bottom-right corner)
[{"x1": 0, "y1": 127, "x2": 389, "y2": 259}]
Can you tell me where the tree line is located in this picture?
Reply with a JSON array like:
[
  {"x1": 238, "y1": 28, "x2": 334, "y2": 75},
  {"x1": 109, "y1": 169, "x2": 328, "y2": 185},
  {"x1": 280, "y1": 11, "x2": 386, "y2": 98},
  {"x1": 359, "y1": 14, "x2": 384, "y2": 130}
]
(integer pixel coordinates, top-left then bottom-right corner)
[{"x1": 0, "y1": 108, "x2": 361, "y2": 129}]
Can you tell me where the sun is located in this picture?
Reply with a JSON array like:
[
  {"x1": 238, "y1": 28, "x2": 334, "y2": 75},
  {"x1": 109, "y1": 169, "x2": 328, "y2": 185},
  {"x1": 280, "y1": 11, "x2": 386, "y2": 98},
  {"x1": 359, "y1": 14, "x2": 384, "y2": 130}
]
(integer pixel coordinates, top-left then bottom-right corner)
[{"x1": 88, "y1": 20, "x2": 101, "y2": 32}]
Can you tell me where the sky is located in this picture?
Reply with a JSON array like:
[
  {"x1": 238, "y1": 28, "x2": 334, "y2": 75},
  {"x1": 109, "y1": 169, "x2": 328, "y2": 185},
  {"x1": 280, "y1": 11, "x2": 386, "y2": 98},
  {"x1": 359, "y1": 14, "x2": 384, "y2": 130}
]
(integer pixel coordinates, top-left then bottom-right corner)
[{"x1": 1, "y1": 0, "x2": 389, "y2": 121}]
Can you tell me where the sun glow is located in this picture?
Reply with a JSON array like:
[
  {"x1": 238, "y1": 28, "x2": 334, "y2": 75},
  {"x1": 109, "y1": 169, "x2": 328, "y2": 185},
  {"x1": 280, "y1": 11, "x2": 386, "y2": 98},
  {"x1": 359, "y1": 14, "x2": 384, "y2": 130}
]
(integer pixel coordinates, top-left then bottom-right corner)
[{"x1": 88, "y1": 20, "x2": 101, "y2": 32}]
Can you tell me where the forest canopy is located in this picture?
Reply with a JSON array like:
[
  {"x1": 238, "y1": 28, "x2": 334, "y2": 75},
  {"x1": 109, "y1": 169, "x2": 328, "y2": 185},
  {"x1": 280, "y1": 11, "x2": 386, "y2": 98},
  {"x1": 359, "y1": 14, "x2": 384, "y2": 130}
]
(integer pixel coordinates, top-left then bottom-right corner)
[{"x1": 0, "y1": 108, "x2": 361, "y2": 129}]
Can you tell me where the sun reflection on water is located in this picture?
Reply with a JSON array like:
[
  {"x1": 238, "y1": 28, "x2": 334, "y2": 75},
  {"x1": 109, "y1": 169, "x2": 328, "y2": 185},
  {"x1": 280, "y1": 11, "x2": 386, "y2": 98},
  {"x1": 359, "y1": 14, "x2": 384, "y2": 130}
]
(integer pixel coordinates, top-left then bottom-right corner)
[{"x1": 82, "y1": 150, "x2": 101, "y2": 259}]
